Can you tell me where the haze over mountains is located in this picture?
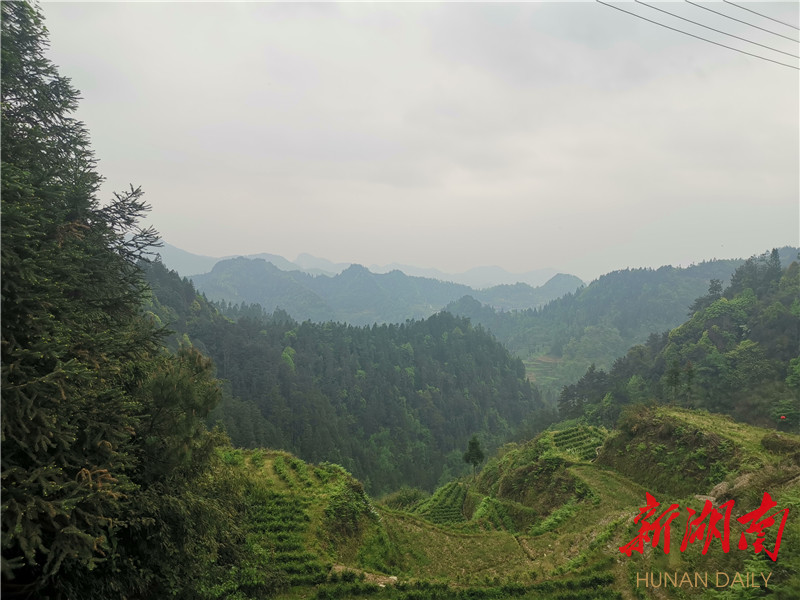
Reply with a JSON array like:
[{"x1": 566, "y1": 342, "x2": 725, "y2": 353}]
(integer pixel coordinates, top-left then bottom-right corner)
[
  {"x1": 157, "y1": 242, "x2": 567, "y2": 289},
  {"x1": 135, "y1": 250, "x2": 800, "y2": 600},
  {"x1": 158, "y1": 241, "x2": 799, "y2": 342},
  {"x1": 156, "y1": 242, "x2": 584, "y2": 326},
  {"x1": 177, "y1": 244, "x2": 798, "y2": 403},
  {"x1": 188, "y1": 257, "x2": 583, "y2": 326},
  {"x1": 8, "y1": 1, "x2": 799, "y2": 597}
]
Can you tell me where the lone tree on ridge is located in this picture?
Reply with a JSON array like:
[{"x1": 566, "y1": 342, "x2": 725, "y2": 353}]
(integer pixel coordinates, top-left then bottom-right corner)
[{"x1": 463, "y1": 435, "x2": 485, "y2": 476}]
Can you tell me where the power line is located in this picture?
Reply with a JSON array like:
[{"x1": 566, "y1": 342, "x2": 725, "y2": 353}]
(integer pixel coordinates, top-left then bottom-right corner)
[
  {"x1": 723, "y1": 0, "x2": 800, "y2": 32},
  {"x1": 636, "y1": 0, "x2": 798, "y2": 59},
  {"x1": 595, "y1": 1, "x2": 799, "y2": 70},
  {"x1": 685, "y1": 0, "x2": 800, "y2": 44}
]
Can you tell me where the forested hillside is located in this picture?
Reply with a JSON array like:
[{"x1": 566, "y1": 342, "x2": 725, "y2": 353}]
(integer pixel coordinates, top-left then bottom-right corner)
[
  {"x1": 5, "y1": 3, "x2": 798, "y2": 599},
  {"x1": 1, "y1": 4, "x2": 244, "y2": 596},
  {"x1": 185, "y1": 408, "x2": 799, "y2": 600},
  {"x1": 157, "y1": 242, "x2": 568, "y2": 289},
  {"x1": 446, "y1": 253, "x2": 797, "y2": 395},
  {"x1": 189, "y1": 256, "x2": 582, "y2": 326},
  {"x1": 559, "y1": 250, "x2": 800, "y2": 431},
  {"x1": 144, "y1": 260, "x2": 548, "y2": 494}
]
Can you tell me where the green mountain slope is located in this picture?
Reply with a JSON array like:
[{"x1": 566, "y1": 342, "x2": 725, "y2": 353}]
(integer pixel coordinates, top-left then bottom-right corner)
[
  {"x1": 559, "y1": 252, "x2": 800, "y2": 432},
  {"x1": 473, "y1": 274, "x2": 583, "y2": 312},
  {"x1": 379, "y1": 408, "x2": 800, "y2": 598},
  {"x1": 189, "y1": 256, "x2": 581, "y2": 326},
  {"x1": 189, "y1": 257, "x2": 336, "y2": 321},
  {"x1": 143, "y1": 260, "x2": 550, "y2": 496},
  {"x1": 447, "y1": 250, "x2": 797, "y2": 398},
  {"x1": 204, "y1": 408, "x2": 800, "y2": 600}
]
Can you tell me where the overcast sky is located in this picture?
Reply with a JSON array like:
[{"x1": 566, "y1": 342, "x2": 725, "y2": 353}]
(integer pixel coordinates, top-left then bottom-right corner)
[{"x1": 42, "y1": 1, "x2": 798, "y2": 280}]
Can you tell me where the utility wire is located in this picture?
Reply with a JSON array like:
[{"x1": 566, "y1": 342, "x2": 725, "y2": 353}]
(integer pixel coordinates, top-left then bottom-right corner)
[
  {"x1": 595, "y1": 1, "x2": 799, "y2": 70},
  {"x1": 723, "y1": 0, "x2": 800, "y2": 32},
  {"x1": 636, "y1": 0, "x2": 798, "y2": 59},
  {"x1": 685, "y1": 0, "x2": 800, "y2": 44}
]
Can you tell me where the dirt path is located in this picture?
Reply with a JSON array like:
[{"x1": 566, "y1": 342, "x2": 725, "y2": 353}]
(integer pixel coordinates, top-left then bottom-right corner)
[{"x1": 330, "y1": 564, "x2": 398, "y2": 587}]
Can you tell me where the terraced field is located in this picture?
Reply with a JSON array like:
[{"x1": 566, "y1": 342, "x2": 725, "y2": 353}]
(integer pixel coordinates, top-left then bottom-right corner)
[
  {"x1": 522, "y1": 354, "x2": 563, "y2": 388},
  {"x1": 247, "y1": 490, "x2": 328, "y2": 587},
  {"x1": 224, "y1": 411, "x2": 800, "y2": 600},
  {"x1": 412, "y1": 481, "x2": 468, "y2": 525},
  {"x1": 552, "y1": 426, "x2": 609, "y2": 461},
  {"x1": 218, "y1": 449, "x2": 358, "y2": 595}
]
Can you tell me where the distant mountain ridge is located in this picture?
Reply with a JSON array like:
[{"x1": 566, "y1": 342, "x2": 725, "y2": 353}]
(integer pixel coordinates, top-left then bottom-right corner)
[
  {"x1": 156, "y1": 242, "x2": 572, "y2": 289},
  {"x1": 142, "y1": 259, "x2": 546, "y2": 494},
  {"x1": 557, "y1": 249, "x2": 800, "y2": 433},
  {"x1": 447, "y1": 246, "x2": 799, "y2": 397},
  {"x1": 368, "y1": 262, "x2": 562, "y2": 290},
  {"x1": 188, "y1": 257, "x2": 583, "y2": 326}
]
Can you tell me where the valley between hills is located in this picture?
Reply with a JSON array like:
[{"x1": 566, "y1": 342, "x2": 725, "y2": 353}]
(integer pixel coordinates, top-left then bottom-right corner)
[
  {"x1": 196, "y1": 407, "x2": 800, "y2": 600},
  {"x1": 131, "y1": 246, "x2": 800, "y2": 600},
  {"x1": 3, "y1": 3, "x2": 799, "y2": 598}
]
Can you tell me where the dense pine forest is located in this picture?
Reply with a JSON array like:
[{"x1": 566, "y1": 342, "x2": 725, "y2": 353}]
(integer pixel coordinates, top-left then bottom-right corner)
[
  {"x1": 144, "y1": 260, "x2": 546, "y2": 494},
  {"x1": 558, "y1": 250, "x2": 800, "y2": 431},
  {"x1": 1, "y1": 3, "x2": 241, "y2": 597},
  {"x1": 3, "y1": 3, "x2": 799, "y2": 600},
  {"x1": 446, "y1": 250, "x2": 797, "y2": 396}
]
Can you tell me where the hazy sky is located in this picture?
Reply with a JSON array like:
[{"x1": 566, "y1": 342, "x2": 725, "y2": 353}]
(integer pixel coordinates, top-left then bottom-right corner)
[{"x1": 42, "y1": 1, "x2": 798, "y2": 280}]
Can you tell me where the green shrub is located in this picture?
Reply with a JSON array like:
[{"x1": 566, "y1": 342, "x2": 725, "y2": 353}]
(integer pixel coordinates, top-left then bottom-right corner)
[
  {"x1": 380, "y1": 486, "x2": 430, "y2": 511},
  {"x1": 325, "y1": 479, "x2": 376, "y2": 536}
]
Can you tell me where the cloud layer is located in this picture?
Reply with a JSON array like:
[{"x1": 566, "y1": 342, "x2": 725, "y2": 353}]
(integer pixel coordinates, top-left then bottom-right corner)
[{"x1": 43, "y1": 2, "x2": 798, "y2": 279}]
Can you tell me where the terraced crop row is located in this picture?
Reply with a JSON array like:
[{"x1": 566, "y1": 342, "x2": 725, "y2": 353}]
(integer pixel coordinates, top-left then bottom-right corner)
[
  {"x1": 248, "y1": 490, "x2": 328, "y2": 587},
  {"x1": 272, "y1": 455, "x2": 294, "y2": 486},
  {"x1": 552, "y1": 427, "x2": 608, "y2": 461},
  {"x1": 414, "y1": 482, "x2": 467, "y2": 525},
  {"x1": 471, "y1": 497, "x2": 515, "y2": 532},
  {"x1": 550, "y1": 519, "x2": 623, "y2": 575},
  {"x1": 271, "y1": 453, "x2": 323, "y2": 489},
  {"x1": 288, "y1": 455, "x2": 315, "y2": 487}
]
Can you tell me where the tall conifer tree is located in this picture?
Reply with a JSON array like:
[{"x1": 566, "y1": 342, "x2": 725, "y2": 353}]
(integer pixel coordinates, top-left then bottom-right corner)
[{"x1": 0, "y1": 3, "x2": 200, "y2": 596}]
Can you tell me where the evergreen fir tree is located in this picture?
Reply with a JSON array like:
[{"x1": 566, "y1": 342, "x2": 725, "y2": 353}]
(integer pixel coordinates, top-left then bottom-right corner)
[
  {"x1": 463, "y1": 436, "x2": 485, "y2": 475},
  {"x1": 2, "y1": 4, "x2": 231, "y2": 597}
]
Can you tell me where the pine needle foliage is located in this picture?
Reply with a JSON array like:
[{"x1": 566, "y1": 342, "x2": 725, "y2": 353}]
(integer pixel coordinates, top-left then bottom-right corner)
[
  {"x1": 2, "y1": 0, "x2": 156, "y2": 589},
  {"x1": 1, "y1": 4, "x2": 233, "y2": 597}
]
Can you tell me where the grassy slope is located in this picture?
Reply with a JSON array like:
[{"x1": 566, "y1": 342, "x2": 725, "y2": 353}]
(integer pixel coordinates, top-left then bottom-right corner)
[{"x1": 223, "y1": 408, "x2": 799, "y2": 600}]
